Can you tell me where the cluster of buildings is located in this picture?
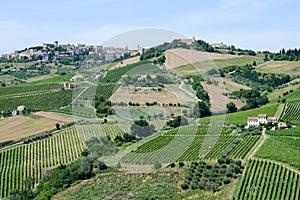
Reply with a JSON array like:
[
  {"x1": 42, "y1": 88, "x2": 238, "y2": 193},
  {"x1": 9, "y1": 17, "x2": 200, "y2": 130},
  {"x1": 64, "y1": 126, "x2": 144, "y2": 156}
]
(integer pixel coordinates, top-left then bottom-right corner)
[
  {"x1": 247, "y1": 114, "x2": 277, "y2": 127},
  {"x1": 1, "y1": 41, "x2": 145, "y2": 62},
  {"x1": 212, "y1": 42, "x2": 228, "y2": 50}
]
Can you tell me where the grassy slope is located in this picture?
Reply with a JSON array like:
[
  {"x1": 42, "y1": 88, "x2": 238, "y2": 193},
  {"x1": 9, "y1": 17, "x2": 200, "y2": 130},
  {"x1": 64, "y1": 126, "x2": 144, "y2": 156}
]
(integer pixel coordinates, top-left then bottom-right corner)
[
  {"x1": 100, "y1": 61, "x2": 151, "y2": 83},
  {"x1": 199, "y1": 103, "x2": 278, "y2": 125},
  {"x1": 267, "y1": 79, "x2": 300, "y2": 102},
  {"x1": 284, "y1": 87, "x2": 300, "y2": 102},
  {"x1": 53, "y1": 169, "x2": 237, "y2": 200},
  {"x1": 25, "y1": 73, "x2": 74, "y2": 85}
]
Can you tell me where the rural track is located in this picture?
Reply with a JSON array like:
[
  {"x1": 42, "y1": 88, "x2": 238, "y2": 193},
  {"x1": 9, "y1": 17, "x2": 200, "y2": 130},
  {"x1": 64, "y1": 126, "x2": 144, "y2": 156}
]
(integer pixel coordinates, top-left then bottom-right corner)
[
  {"x1": 178, "y1": 81, "x2": 200, "y2": 101},
  {"x1": 246, "y1": 127, "x2": 300, "y2": 175},
  {"x1": 246, "y1": 128, "x2": 267, "y2": 159}
]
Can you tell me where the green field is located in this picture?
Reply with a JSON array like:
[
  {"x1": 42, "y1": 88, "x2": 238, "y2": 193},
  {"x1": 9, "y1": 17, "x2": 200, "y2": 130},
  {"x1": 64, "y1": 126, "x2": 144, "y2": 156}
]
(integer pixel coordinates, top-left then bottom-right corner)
[
  {"x1": 255, "y1": 136, "x2": 300, "y2": 170},
  {"x1": 100, "y1": 61, "x2": 151, "y2": 83},
  {"x1": 266, "y1": 127, "x2": 300, "y2": 137},
  {"x1": 284, "y1": 88, "x2": 300, "y2": 102},
  {"x1": 199, "y1": 103, "x2": 278, "y2": 125},
  {"x1": 25, "y1": 73, "x2": 74, "y2": 85},
  {"x1": 234, "y1": 159, "x2": 300, "y2": 200}
]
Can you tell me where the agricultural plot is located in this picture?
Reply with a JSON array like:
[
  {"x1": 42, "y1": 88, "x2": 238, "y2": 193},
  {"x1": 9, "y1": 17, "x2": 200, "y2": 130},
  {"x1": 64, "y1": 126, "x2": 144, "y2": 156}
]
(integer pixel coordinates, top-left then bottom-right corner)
[
  {"x1": 0, "y1": 129, "x2": 83, "y2": 198},
  {"x1": 255, "y1": 136, "x2": 300, "y2": 170},
  {"x1": 0, "y1": 112, "x2": 73, "y2": 143},
  {"x1": 0, "y1": 123, "x2": 128, "y2": 198},
  {"x1": 281, "y1": 101, "x2": 300, "y2": 123},
  {"x1": 0, "y1": 90, "x2": 72, "y2": 112},
  {"x1": 100, "y1": 61, "x2": 150, "y2": 83},
  {"x1": 266, "y1": 127, "x2": 300, "y2": 137},
  {"x1": 111, "y1": 107, "x2": 167, "y2": 123},
  {"x1": 120, "y1": 125, "x2": 236, "y2": 164},
  {"x1": 76, "y1": 83, "x2": 116, "y2": 100},
  {"x1": 234, "y1": 159, "x2": 300, "y2": 200},
  {"x1": 76, "y1": 124, "x2": 130, "y2": 141},
  {"x1": 0, "y1": 84, "x2": 62, "y2": 97},
  {"x1": 228, "y1": 136, "x2": 261, "y2": 159},
  {"x1": 256, "y1": 60, "x2": 300, "y2": 75}
]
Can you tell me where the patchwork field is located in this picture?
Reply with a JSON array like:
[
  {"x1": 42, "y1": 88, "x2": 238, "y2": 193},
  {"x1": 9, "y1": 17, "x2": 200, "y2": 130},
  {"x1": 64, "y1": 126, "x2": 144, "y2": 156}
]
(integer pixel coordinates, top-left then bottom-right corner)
[{"x1": 0, "y1": 112, "x2": 73, "y2": 142}]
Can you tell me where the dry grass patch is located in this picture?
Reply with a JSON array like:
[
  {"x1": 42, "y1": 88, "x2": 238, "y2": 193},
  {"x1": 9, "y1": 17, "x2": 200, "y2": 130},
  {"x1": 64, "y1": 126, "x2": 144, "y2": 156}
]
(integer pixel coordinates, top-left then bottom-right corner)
[
  {"x1": 256, "y1": 60, "x2": 300, "y2": 75},
  {"x1": 0, "y1": 112, "x2": 73, "y2": 142},
  {"x1": 165, "y1": 48, "x2": 239, "y2": 69},
  {"x1": 201, "y1": 81, "x2": 244, "y2": 113}
]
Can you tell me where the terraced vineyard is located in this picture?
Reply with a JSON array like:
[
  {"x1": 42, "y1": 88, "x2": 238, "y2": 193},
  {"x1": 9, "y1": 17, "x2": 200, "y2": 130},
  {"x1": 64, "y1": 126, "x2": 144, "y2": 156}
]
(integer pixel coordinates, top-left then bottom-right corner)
[
  {"x1": 281, "y1": 101, "x2": 300, "y2": 123},
  {"x1": 76, "y1": 124, "x2": 130, "y2": 141},
  {"x1": 0, "y1": 124, "x2": 127, "y2": 198},
  {"x1": 0, "y1": 90, "x2": 72, "y2": 112},
  {"x1": 228, "y1": 136, "x2": 261, "y2": 159},
  {"x1": 121, "y1": 125, "x2": 237, "y2": 164},
  {"x1": 0, "y1": 84, "x2": 62, "y2": 97},
  {"x1": 234, "y1": 159, "x2": 300, "y2": 200}
]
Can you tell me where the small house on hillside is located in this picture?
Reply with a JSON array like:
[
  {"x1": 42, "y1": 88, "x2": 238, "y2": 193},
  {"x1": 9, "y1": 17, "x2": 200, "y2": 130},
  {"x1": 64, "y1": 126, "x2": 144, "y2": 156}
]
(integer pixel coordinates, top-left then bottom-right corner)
[
  {"x1": 63, "y1": 82, "x2": 76, "y2": 90},
  {"x1": 12, "y1": 105, "x2": 27, "y2": 115},
  {"x1": 247, "y1": 114, "x2": 277, "y2": 127},
  {"x1": 17, "y1": 105, "x2": 27, "y2": 112}
]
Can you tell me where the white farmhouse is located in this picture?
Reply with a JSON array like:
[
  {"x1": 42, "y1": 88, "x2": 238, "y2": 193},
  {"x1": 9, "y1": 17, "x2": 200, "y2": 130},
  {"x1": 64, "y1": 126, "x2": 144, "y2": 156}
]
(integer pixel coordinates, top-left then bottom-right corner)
[
  {"x1": 247, "y1": 114, "x2": 277, "y2": 127},
  {"x1": 247, "y1": 117, "x2": 259, "y2": 127}
]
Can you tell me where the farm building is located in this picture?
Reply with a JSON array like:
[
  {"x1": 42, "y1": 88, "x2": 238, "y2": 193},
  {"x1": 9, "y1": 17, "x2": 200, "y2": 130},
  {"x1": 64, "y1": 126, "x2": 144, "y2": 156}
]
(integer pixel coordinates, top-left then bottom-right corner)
[
  {"x1": 63, "y1": 82, "x2": 76, "y2": 90},
  {"x1": 247, "y1": 114, "x2": 277, "y2": 127},
  {"x1": 70, "y1": 75, "x2": 84, "y2": 81},
  {"x1": 12, "y1": 105, "x2": 27, "y2": 115},
  {"x1": 17, "y1": 105, "x2": 27, "y2": 112}
]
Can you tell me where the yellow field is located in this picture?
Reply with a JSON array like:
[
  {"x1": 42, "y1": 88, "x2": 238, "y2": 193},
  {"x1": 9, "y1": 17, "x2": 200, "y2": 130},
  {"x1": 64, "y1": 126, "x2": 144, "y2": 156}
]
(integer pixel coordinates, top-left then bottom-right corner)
[
  {"x1": 165, "y1": 48, "x2": 239, "y2": 69},
  {"x1": 0, "y1": 112, "x2": 73, "y2": 142},
  {"x1": 256, "y1": 60, "x2": 300, "y2": 75}
]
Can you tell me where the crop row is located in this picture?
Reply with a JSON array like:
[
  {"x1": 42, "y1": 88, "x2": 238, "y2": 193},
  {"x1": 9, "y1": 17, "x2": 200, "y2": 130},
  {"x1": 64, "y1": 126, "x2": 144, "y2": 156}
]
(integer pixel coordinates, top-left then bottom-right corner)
[
  {"x1": 281, "y1": 101, "x2": 300, "y2": 122},
  {"x1": 234, "y1": 159, "x2": 300, "y2": 200},
  {"x1": 121, "y1": 125, "x2": 237, "y2": 164},
  {"x1": 0, "y1": 123, "x2": 128, "y2": 198},
  {"x1": 228, "y1": 136, "x2": 261, "y2": 159}
]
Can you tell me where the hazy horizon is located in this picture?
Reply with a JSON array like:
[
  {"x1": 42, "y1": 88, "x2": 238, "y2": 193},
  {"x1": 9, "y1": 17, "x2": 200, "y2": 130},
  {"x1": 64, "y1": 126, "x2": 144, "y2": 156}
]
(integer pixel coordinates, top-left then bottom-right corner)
[{"x1": 1, "y1": 0, "x2": 299, "y2": 54}]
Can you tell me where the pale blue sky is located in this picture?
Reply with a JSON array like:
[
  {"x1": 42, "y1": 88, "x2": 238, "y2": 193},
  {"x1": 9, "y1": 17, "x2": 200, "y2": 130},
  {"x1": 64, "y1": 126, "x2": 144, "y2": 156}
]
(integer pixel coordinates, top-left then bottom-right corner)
[{"x1": 0, "y1": 0, "x2": 299, "y2": 53}]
